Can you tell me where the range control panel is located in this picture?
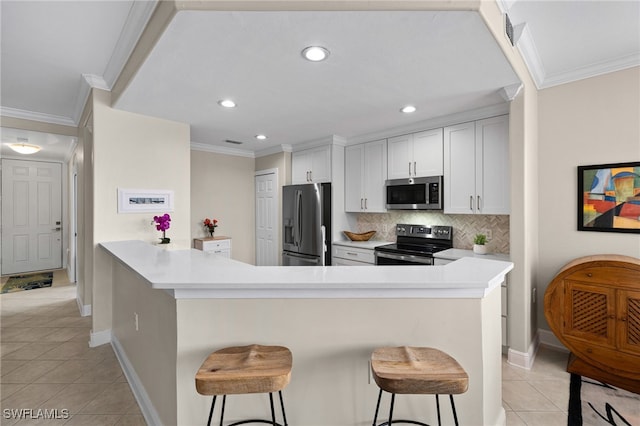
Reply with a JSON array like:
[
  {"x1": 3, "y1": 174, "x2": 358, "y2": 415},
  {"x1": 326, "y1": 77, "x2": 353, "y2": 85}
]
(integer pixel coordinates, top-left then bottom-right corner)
[{"x1": 395, "y1": 224, "x2": 453, "y2": 240}]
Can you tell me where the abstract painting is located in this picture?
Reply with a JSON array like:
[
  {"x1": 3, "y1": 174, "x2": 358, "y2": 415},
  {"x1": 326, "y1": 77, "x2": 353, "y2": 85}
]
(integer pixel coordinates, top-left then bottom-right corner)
[{"x1": 578, "y1": 162, "x2": 640, "y2": 233}]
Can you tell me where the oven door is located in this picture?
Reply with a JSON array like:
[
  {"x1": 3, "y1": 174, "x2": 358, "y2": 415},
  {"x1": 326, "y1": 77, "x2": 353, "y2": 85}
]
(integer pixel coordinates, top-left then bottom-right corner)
[{"x1": 374, "y1": 251, "x2": 434, "y2": 265}]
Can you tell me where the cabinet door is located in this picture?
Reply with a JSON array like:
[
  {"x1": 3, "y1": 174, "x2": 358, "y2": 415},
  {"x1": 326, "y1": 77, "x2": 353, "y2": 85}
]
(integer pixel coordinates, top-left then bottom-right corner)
[
  {"x1": 363, "y1": 139, "x2": 387, "y2": 212},
  {"x1": 412, "y1": 128, "x2": 443, "y2": 177},
  {"x1": 310, "y1": 146, "x2": 332, "y2": 183},
  {"x1": 618, "y1": 289, "x2": 640, "y2": 356},
  {"x1": 345, "y1": 144, "x2": 364, "y2": 212},
  {"x1": 292, "y1": 151, "x2": 311, "y2": 184},
  {"x1": 444, "y1": 122, "x2": 476, "y2": 214},
  {"x1": 564, "y1": 280, "x2": 616, "y2": 349},
  {"x1": 476, "y1": 116, "x2": 510, "y2": 214},
  {"x1": 387, "y1": 134, "x2": 413, "y2": 179}
]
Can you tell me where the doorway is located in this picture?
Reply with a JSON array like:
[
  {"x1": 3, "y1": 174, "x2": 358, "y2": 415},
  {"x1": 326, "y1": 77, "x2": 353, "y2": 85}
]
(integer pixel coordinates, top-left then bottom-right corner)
[
  {"x1": 255, "y1": 169, "x2": 279, "y2": 266},
  {"x1": 1, "y1": 159, "x2": 63, "y2": 275}
]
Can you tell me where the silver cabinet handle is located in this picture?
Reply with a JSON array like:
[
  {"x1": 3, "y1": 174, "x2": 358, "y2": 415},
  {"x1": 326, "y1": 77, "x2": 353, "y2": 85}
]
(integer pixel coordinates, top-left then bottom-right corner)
[
  {"x1": 413, "y1": 161, "x2": 416, "y2": 176},
  {"x1": 365, "y1": 198, "x2": 368, "y2": 209},
  {"x1": 346, "y1": 252, "x2": 358, "y2": 256},
  {"x1": 477, "y1": 195, "x2": 481, "y2": 211},
  {"x1": 309, "y1": 170, "x2": 312, "y2": 181},
  {"x1": 361, "y1": 198, "x2": 364, "y2": 209},
  {"x1": 470, "y1": 195, "x2": 474, "y2": 211},
  {"x1": 409, "y1": 162, "x2": 412, "y2": 176},
  {"x1": 52, "y1": 227, "x2": 61, "y2": 231}
]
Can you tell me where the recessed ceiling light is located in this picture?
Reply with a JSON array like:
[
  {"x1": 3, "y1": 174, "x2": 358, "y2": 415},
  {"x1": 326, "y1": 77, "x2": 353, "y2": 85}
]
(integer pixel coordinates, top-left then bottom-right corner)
[
  {"x1": 218, "y1": 99, "x2": 236, "y2": 108},
  {"x1": 9, "y1": 142, "x2": 41, "y2": 154},
  {"x1": 401, "y1": 105, "x2": 417, "y2": 113},
  {"x1": 255, "y1": 134, "x2": 268, "y2": 141},
  {"x1": 302, "y1": 46, "x2": 330, "y2": 62}
]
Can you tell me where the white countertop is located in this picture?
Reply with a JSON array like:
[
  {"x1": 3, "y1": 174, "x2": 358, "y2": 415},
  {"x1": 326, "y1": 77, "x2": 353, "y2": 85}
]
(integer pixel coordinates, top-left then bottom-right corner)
[
  {"x1": 332, "y1": 239, "x2": 392, "y2": 249},
  {"x1": 100, "y1": 240, "x2": 513, "y2": 299},
  {"x1": 434, "y1": 248, "x2": 511, "y2": 262}
]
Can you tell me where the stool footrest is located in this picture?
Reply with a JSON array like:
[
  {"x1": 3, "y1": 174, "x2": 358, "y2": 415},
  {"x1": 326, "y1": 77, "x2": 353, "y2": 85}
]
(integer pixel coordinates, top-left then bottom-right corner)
[
  {"x1": 227, "y1": 420, "x2": 285, "y2": 426},
  {"x1": 376, "y1": 420, "x2": 431, "y2": 426}
]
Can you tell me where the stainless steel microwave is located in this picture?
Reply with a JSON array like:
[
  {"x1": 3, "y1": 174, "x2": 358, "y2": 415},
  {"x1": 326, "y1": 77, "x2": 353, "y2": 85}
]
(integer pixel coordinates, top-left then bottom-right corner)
[{"x1": 385, "y1": 176, "x2": 443, "y2": 210}]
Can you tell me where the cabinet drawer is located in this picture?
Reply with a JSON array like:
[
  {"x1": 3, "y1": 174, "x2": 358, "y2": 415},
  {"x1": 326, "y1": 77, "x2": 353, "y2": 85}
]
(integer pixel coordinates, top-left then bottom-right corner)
[
  {"x1": 332, "y1": 246, "x2": 375, "y2": 264},
  {"x1": 195, "y1": 238, "x2": 231, "y2": 252}
]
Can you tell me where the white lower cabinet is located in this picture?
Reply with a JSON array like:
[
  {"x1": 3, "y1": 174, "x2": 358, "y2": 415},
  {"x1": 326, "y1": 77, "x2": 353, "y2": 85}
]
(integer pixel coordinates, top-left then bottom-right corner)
[
  {"x1": 194, "y1": 237, "x2": 232, "y2": 258},
  {"x1": 332, "y1": 243, "x2": 378, "y2": 265}
]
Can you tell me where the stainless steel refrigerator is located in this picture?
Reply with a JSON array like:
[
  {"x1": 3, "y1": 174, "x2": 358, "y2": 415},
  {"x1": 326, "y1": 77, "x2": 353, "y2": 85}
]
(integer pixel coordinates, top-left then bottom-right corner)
[{"x1": 282, "y1": 183, "x2": 331, "y2": 266}]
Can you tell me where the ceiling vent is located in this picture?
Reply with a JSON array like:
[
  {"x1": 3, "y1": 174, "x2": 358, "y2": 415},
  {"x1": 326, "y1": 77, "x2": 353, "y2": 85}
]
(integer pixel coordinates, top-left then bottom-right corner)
[
  {"x1": 225, "y1": 139, "x2": 243, "y2": 145},
  {"x1": 505, "y1": 14, "x2": 515, "y2": 47}
]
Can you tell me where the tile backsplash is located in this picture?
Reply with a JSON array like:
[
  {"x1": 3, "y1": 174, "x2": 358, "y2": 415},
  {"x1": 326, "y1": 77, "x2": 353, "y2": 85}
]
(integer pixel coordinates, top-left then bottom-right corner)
[{"x1": 355, "y1": 212, "x2": 510, "y2": 254}]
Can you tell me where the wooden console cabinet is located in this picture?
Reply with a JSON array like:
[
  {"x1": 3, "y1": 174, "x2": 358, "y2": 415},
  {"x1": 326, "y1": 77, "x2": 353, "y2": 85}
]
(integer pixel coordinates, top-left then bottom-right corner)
[{"x1": 544, "y1": 255, "x2": 640, "y2": 393}]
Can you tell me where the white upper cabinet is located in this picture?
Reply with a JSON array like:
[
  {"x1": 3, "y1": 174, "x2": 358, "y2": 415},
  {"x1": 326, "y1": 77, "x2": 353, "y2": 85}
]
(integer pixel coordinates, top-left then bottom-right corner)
[
  {"x1": 345, "y1": 139, "x2": 387, "y2": 212},
  {"x1": 444, "y1": 115, "x2": 509, "y2": 214},
  {"x1": 292, "y1": 145, "x2": 332, "y2": 184},
  {"x1": 387, "y1": 128, "x2": 443, "y2": 179}
]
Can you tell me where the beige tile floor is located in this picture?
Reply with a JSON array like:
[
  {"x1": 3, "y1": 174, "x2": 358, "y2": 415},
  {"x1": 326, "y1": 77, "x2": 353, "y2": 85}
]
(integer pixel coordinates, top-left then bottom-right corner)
[
  {"x1": 1, "y1": 271, "x2": 145, "y2": 426},
  {"x1": 2, "y1": 270, "x2": 571, "y2": 426}
]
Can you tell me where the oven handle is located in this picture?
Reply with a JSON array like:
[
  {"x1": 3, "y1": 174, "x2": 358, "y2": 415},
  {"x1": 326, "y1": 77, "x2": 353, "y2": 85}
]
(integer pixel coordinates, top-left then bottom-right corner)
[{"x1": 374, "y1": 251, "x2": 433, "y2": 265}]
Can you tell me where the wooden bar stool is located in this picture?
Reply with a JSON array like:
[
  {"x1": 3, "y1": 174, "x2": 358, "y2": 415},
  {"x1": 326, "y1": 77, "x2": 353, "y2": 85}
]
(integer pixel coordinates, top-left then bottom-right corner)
[
  {"x1": 371, "y1": 346, "x2": 469, "y2": 426},
  {"x1": 195, "y1": 344, "x2": 292, "y2": 426}
]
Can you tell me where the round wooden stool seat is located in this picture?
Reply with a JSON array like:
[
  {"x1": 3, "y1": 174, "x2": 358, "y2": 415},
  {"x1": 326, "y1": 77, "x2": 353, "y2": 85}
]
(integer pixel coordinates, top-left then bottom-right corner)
[
  {"x1": 371, "y1": 346, "x2": 469, "y2": 426},
  {"x1": 196, "y1": 344, "x2": 292, "y2": 396},
  {"x1": 371, "y1": 346, "x2": 469, "y2": 395}
]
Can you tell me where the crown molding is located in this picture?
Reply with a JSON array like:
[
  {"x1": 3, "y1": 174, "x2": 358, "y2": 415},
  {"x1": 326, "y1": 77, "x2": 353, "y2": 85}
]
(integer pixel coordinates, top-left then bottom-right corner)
[
  {"x1": 291, "y1": 135, "x2": 347, "y2": 152},
  {"x1": 69, "y1": 2, "x2": 158, "y2": 125},
  {"x1": 190, "y1": 141, "x2": 255, "y2": 158},
  {"x1": 540, "y1": 53, "x2": 640, "y2": 89},
  {"x1": 255, "y1": 144, "x2": 293, "y2": 158},
  {"x1": 103, "y1": 1, "x2": 158, "y2": 89},
  {"x1": 347, "y1": 103, "x2": 509, "y2": 145},
  {"x1": 0, "y1": 107, "x2": 76, "y2": 127}
]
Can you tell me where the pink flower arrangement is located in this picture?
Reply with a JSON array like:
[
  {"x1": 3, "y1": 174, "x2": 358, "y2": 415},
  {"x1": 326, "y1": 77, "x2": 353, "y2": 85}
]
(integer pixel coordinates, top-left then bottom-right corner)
[
  {"x1": 204, "y1": 218, "x2": 218, "y2": 236},
  {"x1": 153, "y1": 213, "x2": 171, "y2": 244}
]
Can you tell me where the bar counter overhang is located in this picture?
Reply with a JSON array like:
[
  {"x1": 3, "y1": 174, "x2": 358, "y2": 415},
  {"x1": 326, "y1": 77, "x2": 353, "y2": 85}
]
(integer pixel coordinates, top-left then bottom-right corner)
[{"x1": 100, "y1": 240, "x2": 513, "y2": 426}]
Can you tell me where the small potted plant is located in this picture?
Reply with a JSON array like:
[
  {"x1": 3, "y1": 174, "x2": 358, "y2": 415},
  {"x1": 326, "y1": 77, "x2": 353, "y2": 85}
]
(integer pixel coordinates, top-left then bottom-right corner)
[{"x1": 473, "y1": 233, "x2": 488, "y2": 255}]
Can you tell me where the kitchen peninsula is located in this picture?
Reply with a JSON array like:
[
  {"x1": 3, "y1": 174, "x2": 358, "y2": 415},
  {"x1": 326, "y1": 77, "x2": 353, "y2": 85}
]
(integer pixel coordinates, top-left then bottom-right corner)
[{"x1": 100, "y1": 240, "x2": 513, "y2": 426}]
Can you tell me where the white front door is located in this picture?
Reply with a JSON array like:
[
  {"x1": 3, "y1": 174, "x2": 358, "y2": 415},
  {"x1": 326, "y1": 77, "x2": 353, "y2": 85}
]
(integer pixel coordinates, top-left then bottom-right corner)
[
  {"x1": 1, "y1": 159, "x2": 63, "y2": 275},
  {"x1": 255, "y1": 170, "x2": 279, "y2": 266}
]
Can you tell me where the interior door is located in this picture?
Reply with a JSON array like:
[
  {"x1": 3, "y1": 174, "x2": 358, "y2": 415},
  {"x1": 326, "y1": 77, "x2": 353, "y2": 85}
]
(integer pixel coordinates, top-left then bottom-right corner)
[
  {"x1": 1, "y1": 159, "x2": 63, "y2": 275},
  {"x1": 255, "y1": 170, "x2": 279, "y2": 266}
]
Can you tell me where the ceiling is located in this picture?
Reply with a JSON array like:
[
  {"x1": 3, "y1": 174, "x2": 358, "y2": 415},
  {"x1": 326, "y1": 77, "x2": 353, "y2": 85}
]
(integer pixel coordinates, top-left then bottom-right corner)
[{"x1": 1, "y1": 1, "x2": 639, "y2": 161}]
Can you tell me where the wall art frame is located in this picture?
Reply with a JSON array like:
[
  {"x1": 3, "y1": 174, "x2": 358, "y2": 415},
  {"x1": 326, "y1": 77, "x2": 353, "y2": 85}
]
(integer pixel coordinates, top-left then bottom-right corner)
[
  {"x1": 577, "y1": 161, "x2": 640, "y2": 233},
  {"x1": 118, "y1": 188, "x2": 174, "y2": 214}
]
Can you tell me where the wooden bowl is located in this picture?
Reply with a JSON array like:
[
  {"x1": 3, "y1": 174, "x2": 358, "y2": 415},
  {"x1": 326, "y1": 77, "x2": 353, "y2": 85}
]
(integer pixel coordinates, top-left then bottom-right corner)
[{"x1": 343, "y1": 230, "x2": 376, "y2": 241}]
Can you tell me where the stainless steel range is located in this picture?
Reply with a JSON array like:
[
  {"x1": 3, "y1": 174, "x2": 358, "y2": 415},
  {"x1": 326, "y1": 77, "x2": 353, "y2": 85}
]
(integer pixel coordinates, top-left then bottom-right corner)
[{"x1": 374, "y1": 224, "x2": 453, "y2": 265}]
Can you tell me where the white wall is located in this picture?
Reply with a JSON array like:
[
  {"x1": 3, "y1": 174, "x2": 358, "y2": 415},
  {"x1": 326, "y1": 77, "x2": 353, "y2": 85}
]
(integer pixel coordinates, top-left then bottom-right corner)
[
  {"x1": 91, "y1": 89, "x2": 191, "y2": 336},
  {"x1": 190, "y1": 150, "x2": 256, "y2": 264},
  {"x1": 537, "y1": 67, "x2": 640, "y2": 331}
]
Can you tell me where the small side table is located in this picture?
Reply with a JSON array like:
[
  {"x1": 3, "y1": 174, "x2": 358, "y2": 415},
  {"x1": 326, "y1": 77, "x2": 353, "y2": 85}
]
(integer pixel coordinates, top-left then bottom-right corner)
[{"x1": 194, "y1": 236, "x2": 232, "y2": 258}]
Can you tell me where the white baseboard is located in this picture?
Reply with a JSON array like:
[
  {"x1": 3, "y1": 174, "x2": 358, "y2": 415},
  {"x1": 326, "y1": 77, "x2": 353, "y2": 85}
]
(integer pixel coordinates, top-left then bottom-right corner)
[
  {"x1": 75, "y1": 295, "x2": 91, "y2": 317},
  {"x1": 89, "y1": 329, "x2": 112, "y2": 347},
  {"x1": 112, "y1": 335, "x2": 163, "y2": 426},
  {"x1": 507, "y1": 333, "x2": 540, "y2": 370}
]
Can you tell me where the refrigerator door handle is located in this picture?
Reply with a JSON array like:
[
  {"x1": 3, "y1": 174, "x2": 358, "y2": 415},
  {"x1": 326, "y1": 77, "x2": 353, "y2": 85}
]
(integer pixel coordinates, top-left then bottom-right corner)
[
  {"x1": 320, "y1": 225, "x2": 327, "y2": 266},
  {"x1": 293, "y1": 189, "x2": 300, "y2": 246},
  {"x1": 296, "y1": 189, "x2": 303, "y2": 247}
]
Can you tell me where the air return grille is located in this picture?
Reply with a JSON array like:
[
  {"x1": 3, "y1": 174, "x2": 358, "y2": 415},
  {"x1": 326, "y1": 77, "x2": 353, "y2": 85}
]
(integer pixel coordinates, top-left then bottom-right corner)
[{"x1": 505, "y1": 14, "x2": 515, "y2": 46}]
